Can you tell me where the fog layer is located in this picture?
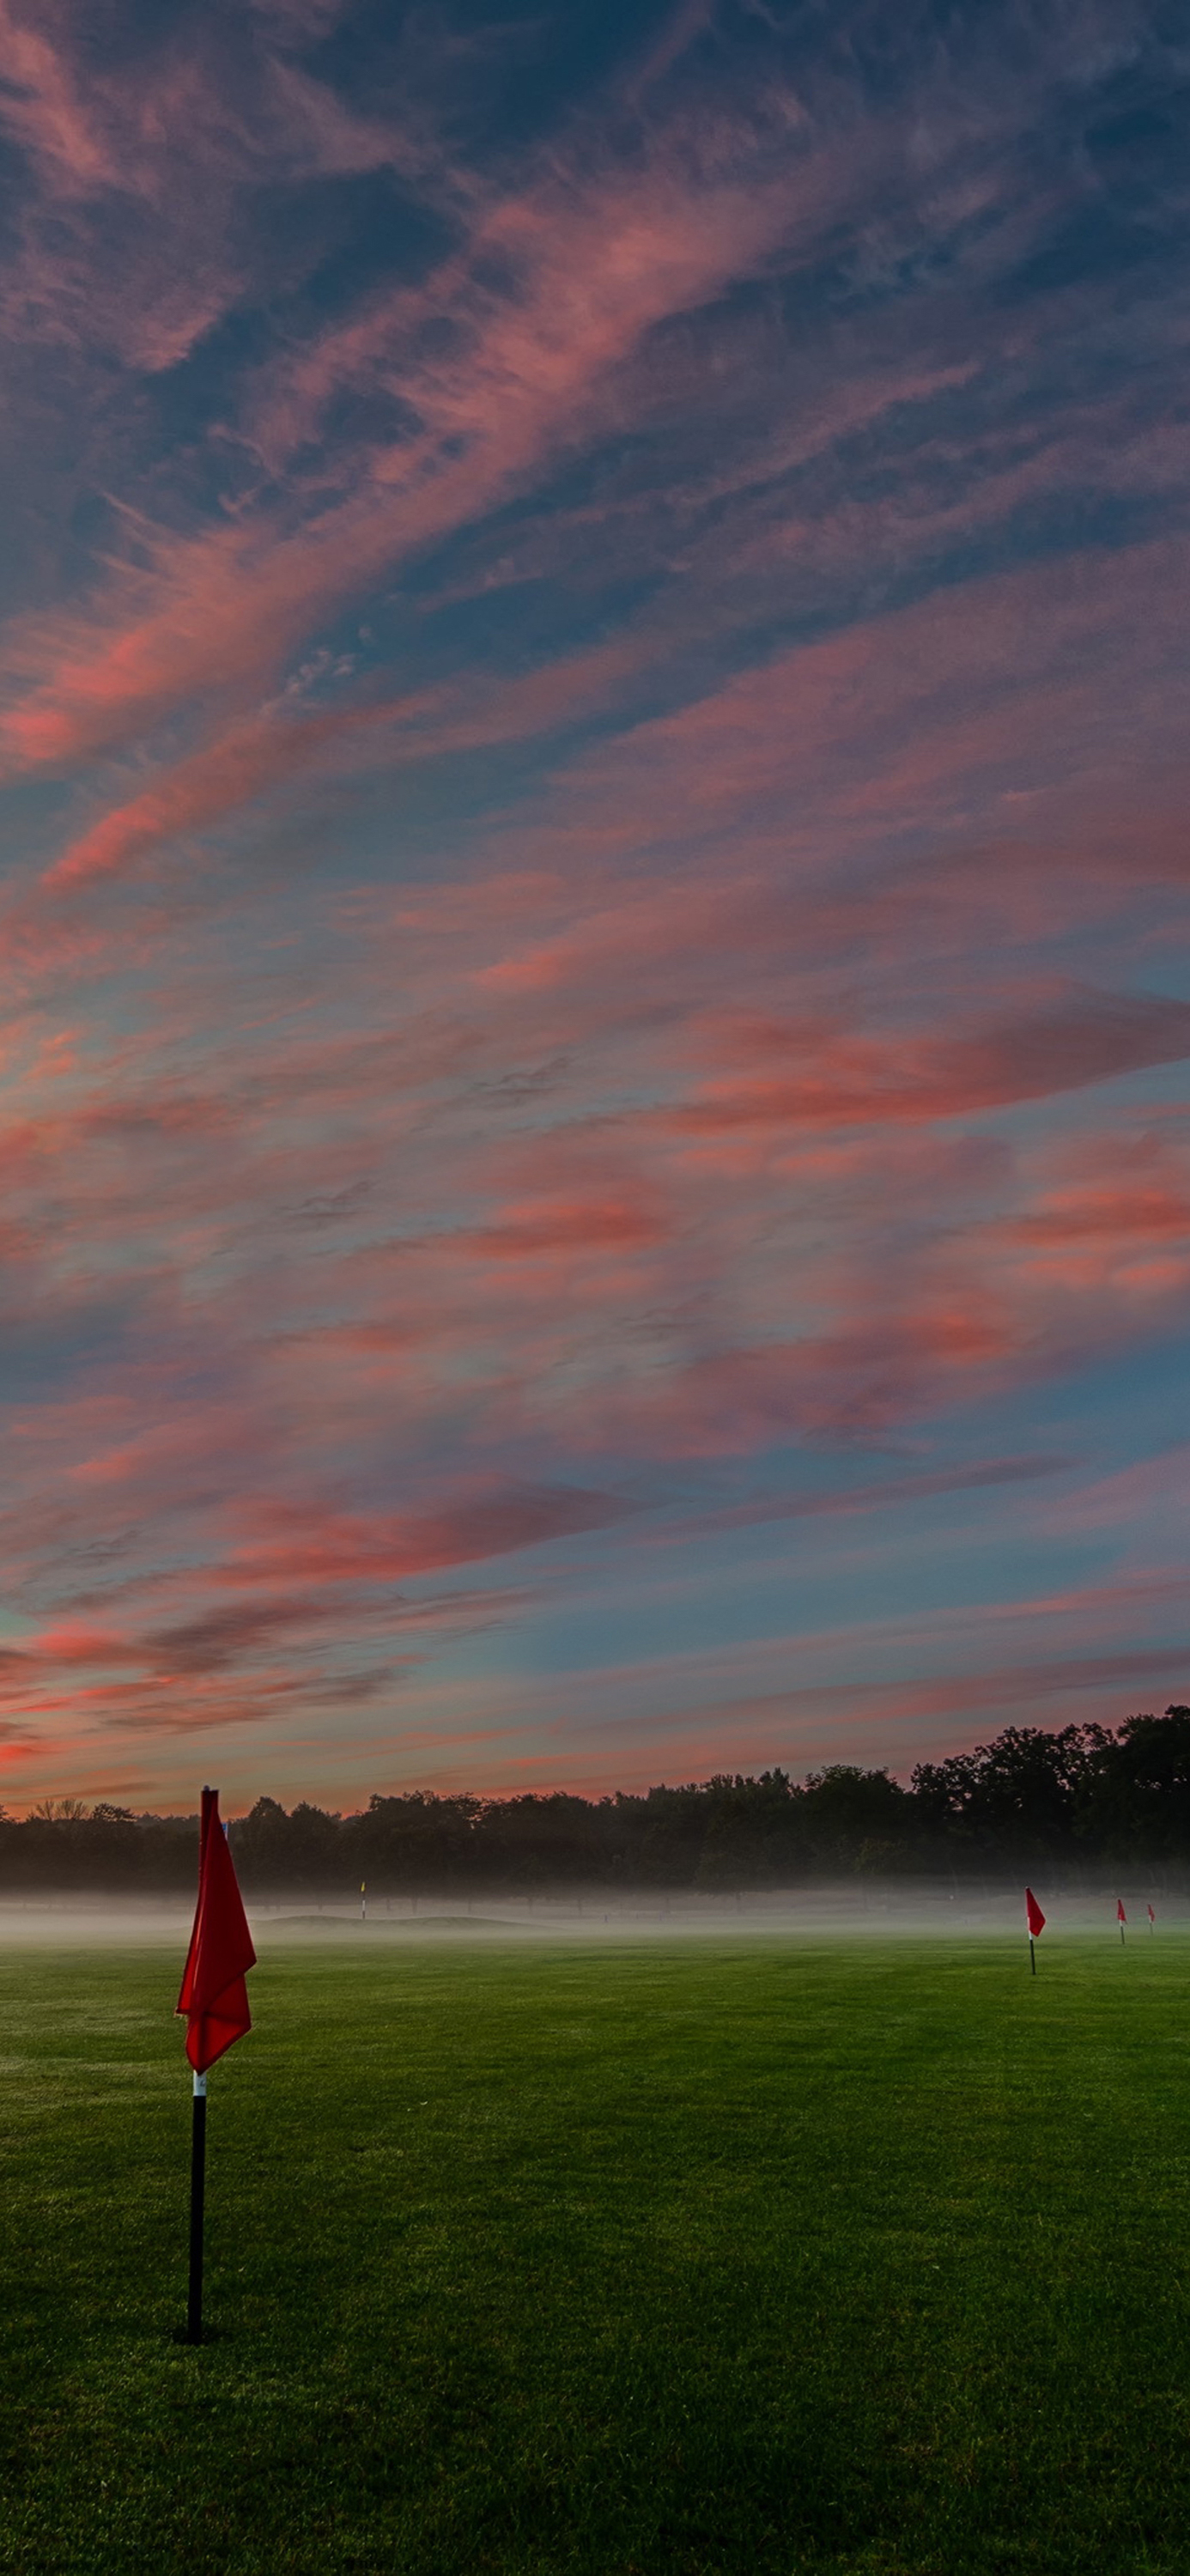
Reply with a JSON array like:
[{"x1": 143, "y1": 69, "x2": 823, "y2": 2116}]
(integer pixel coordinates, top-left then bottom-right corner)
[{"x1": 0, "y1": 1883, "x2": 1181, "y2": 1947}]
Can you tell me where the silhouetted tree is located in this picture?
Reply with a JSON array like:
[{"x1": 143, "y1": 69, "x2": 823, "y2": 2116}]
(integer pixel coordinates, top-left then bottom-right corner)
[
  {"x1": 344, "y1": 1792, "x2": 483, "y2": 1893},
  {"x1": 1074, "y1": 1707, "x2": 1190, "y2": 1862},
  {"x1": 800, "y1": 1765, "x2": 915, "y2": 1872},
  {"x1": 912, "y1": 1726, "x2": 1095, "y2": 1865}
]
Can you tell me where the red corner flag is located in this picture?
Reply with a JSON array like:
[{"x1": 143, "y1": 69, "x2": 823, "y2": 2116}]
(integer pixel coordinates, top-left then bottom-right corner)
[
  {"x1": 1117, "y1": 1899, "x2": 1127, "y2": 1925},
  {"x1": 177, "y1": 1787, "x2": 256, "y2": 2074},
  {"x1": 1025, "y1": 1887, "x2": 1046, "y2": 1938}
]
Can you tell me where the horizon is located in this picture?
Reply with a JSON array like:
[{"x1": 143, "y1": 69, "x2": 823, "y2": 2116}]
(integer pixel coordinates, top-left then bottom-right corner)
[
  {"x1": 3, "y1": 1697, "x2": 1187, "y2": 1822},
  {"x1": 2, "y1": 1, "x2": 1189, "y2": 1813}
]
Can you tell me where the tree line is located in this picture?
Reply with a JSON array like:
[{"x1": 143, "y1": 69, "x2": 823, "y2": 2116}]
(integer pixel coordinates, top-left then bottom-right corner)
[{"x1": 3, "y1": 1706, "x2": 1190, "y2": 1894}]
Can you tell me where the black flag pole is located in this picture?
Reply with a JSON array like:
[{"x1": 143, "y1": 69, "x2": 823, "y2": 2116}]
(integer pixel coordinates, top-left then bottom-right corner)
[
  {"x1": 176, "y1": 1785, "x2": 256, "y2": 2347},
  {"x1": 188, "y1": 2071, "x2": 207, "y2": 2343},
  {"x1": 1029, "y1": 1933, "x2": 1036, "y2": 1977}
]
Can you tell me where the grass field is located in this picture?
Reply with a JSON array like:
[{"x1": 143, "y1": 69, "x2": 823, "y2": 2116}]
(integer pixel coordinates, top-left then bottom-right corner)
[{"x1": 3, "y1": 1933, "x2": 1190, "y2": 2575}]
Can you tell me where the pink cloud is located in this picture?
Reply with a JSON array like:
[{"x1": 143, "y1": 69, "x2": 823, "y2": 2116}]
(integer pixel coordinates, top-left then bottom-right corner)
[
  {"x1": 452, "y1": 1194, "x2": 669, "y2": 1261},
  {"x1": 39, "y1": 634, "x2": 647, "y2": 891},
  {"x1": 0, "y1": 0, "x2": 437, "y2": 375},
  {"x1": 219, "y1": 1483, "x2": 635, "y2": 1589},
  {"x1": 40, "y1": 694, "x2": 430, "y2": 890},
  {"x1": 0, "y1": 3, "x2": 120, "y2": 195},
  {"x1": 672, "y1": 991, "x2": 1190, "y2": 1134},
  {"x1": 1044, "y1": 1443, "x2": 1190, "y2": 1538},
  {"x1": 0, "y1": 100, "x2": 862, "y2": 779},
  {"x1": 513, "y1": 534, "x2": 1190, "y2": 882}
]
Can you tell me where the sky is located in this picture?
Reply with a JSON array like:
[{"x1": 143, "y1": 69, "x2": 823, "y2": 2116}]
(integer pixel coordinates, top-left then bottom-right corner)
[{"x1": 1, "y1": 0, "x2": 1189, "y2": 1815}]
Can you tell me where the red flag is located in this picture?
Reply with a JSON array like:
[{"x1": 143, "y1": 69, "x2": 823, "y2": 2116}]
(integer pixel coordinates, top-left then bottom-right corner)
[
  {"x1": 177, "y1": 1787, "x2": 256, "y2": 2074},
  {"x1": 1117, "y1": 1899, "x2": 1127, "y2": 1925},
  {"x1": 1148, "y1": 1904, "x2": 1157, "y2": 1924},
  {"x1": 1025, "y1": 1887, "x2": 1046, "y2": 1938}
]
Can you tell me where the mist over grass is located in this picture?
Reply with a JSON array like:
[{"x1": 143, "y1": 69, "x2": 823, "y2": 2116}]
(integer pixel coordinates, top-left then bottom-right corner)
[{"x1": 0, "y1": 1875, "x2": 1181, "y2": 1950}]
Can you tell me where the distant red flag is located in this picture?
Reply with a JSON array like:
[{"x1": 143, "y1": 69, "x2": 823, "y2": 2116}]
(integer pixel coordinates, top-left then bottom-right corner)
[
  {"x1": 1025, "y1": 1887, "x2": 1046, "y2": 1938},
  {"x1": 1148, "y1": 1904, "x2": 1157, "y2": 1925},
  {"x1": 1117, "y1": 1899, "x2": 1127, "y2": 1924},
  {"x1": 177, "y1": 1788, "x2": 256, "y2": 2074}
]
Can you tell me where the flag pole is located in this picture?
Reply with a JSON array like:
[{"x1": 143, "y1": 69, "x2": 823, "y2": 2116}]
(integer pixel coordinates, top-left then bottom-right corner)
[
  {"x1": 187, "y1": 2071, "x2": 207, "y2": 2343},
  {"x1": 1029, "y1": 1933, "x2": 1035, "y2": 1976},
  {"x1": 177, "y1": 1783, "x2": 255, "y2": 2346}
]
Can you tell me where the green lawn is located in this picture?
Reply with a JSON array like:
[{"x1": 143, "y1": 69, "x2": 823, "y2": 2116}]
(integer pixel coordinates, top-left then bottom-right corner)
[{"x1": 3, "y1": 1934, "x2": 1189, "y2": 2574}]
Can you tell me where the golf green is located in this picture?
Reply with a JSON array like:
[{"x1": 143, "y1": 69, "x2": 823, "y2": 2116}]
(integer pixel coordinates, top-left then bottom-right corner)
[{"x1": 2, "y1": 1935, "x2": 1187, "y2": 2573}]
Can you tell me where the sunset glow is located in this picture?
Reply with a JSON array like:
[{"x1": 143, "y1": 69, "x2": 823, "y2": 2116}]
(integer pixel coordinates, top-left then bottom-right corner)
[{"x1": 2, "y1": 0, "x2": 1189, "y2": 1810}]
